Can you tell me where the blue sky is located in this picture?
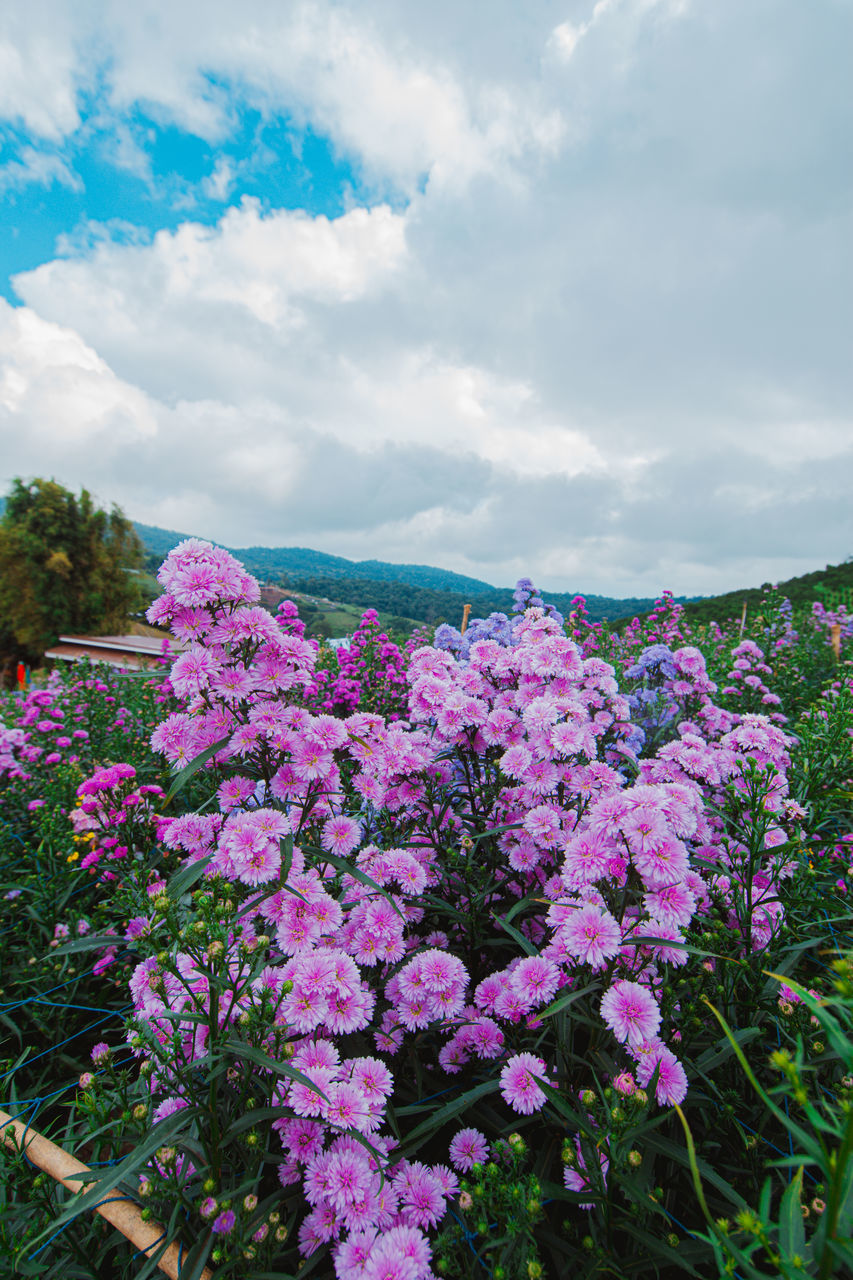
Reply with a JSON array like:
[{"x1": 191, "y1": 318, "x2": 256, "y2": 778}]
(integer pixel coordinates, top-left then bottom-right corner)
[
  {"x1": 0, "y1": 103, "x2": 381, "y2": 302},
  {"x1": 0, "y1": 0, "x2": 850, "y2": 596}
]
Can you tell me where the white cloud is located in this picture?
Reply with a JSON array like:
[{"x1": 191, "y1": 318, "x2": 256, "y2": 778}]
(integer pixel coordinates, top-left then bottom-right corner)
[
  {"x1": 202, "y1": 156, "x2": 235, "y2": 202},
  {"x1": 0, "y1": 19, "x2": 80, "y2": 140},
  {"x1": 0, "y1": 146, "x2": 82, "y2": 193},
  {"x1": 15, "y1": 200, "x2": 408, "y2": 346},
  {"x1": 0, "y1": 303, "x2": 157, "y2": 449},
  {"x1": 1, "y1": 0, "x2": 852, "y2": 596},
  {"x1": 0, "y1": 1, "x2": 565, "y2": 193}
]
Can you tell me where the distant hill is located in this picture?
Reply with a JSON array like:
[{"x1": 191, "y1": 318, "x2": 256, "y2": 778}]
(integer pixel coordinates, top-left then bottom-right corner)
[
  {"x1": 682, "y1": 556, "x2": 853, "y2": 627},
  {"x1": 132, "y1": 521, "x2": 664, "y2": 622},
  {"x1": 281, "y1": 574, "x2": 663, "y2": 626},
  {"x1": 8, "y1": 504, "x2": 848, "y2": 627},
  {"x1": 133, "y1": 523, "x2": 495, "y2": 595}
]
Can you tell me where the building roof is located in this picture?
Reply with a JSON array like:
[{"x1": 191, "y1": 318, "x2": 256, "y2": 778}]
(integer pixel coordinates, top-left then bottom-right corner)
[{"x1": 43, "y1": 633, "x2": 184, "y2": 670}]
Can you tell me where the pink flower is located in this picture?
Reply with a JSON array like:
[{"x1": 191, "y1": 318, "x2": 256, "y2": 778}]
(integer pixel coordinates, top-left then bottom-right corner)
[
  {"x1": 509, "y1": 956, "x2": 561, "y2": 1010},
  {"x1": 643, "y1": 881, "x2": 696, "y2": 929},
  {"x1": 562, "y1": 831, "x2": 612, "y2": 889},
  {"x1": 559, "y1": 902, "x2": 622, "y2": 969},
  {"x1": 632, "y1": 836, "x2": 690, "y2": 888},
  {"x1": 325, "y1": 1149, "x2": 373, "y2": 1211},
  {"x1": 448, "y1": 1128, "x2": 489, "y2": 1171},
  {"x1": 395, "y1": 1162, "x2": 446, "y2": 1229},
  {"x1": 634, "y1": 1044, "x2": 688, "y2": 1105},
  {"x1": 322, "y1": 815, "x2": 362, "y2": 857},
  {"x1": 499, "y1": 1052, "x2": 548, "y2": 1114},
  {"x1": 600, "y1": 980, "x2": 661, "y2": 1048}
]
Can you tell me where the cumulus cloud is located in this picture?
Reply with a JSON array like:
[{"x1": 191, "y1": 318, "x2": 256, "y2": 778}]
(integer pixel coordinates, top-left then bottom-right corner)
[
  {"x1": 0, "y1": 1, "x2": 563, "y2": 193},
  {"x1": 0, "y1": 0, "x2": 851, "y2": 595}
]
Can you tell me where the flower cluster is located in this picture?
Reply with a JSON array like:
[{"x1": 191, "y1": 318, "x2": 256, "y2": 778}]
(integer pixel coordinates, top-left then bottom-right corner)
[
  {"x1": 276, "y1": 602, "x2": 410, "y2": 721},
  {"x1": 719, "y1": 639, "x2": 785, "y2": 722},
  {"x1": 119, "y1": 539, "x2": 800, "y2": 1271},
  {"x1": 71, "y1": 764, "x2": 164, "y2": 878}
]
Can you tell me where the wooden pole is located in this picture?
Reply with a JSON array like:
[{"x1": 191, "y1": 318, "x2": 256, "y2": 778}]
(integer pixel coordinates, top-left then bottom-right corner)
[
  {"x1": 460, "y1": 604, "x2": 471, "y2": 636},
  {"x1": 0, "y1": 1109, "x2": 211, "y2": 1279},
  {"x1": 831, "y1": 622, "x2": 842, "y2": 660},
  {"x1": 738, "y1": 600, "x2": 747, "y2": 637}
]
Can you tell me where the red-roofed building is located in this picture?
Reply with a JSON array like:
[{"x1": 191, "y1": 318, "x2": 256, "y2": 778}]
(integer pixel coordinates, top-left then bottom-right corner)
[{"x1": 43, "y1": 633, "x2": 185, "y2": 671}]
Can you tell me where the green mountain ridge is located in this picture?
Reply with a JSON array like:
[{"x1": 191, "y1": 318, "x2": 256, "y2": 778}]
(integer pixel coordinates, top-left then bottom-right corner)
[
  {"x1": 132, "y1": 522, "x2": 496, "y2": 596},
  {"x1": 4, "y1": 501, "x2": 847, "y2": 629},
  {"x1": 132, "y1": 521, "x2": 667, "y2": 623}
]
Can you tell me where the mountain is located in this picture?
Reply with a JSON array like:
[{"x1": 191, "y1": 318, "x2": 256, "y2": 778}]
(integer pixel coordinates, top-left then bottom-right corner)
[
  {"x1": 8, "y1": 505, "x2": 849, "y2": 626},
  {"x1": 132, "y1": 521, "x2": 664, "y2": 623},
  {"x1": 132, "y1": 523, "x2": 495, "y2": 595},
  {"x1": 280, "y1": 574, "x2": 666, "y2": 627},
  {"x1": 682, "y1": 557, "x2": 853, "y2": 627}
]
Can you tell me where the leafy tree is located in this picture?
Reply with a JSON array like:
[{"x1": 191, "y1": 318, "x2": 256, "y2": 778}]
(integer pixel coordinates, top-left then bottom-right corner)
[{"x1": 0, "y1": 478, "x2": 144, "y2": 664}]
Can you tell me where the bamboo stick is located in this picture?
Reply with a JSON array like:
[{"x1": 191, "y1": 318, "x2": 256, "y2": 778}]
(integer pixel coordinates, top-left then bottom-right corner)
[{"x1": 0, "y1": 1109, "x2": 211, "y2": 1279}]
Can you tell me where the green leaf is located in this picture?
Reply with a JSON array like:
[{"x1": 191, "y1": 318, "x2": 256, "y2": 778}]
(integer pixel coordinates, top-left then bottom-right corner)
[
  {"x1": 399, "y1": 1079, "x2": 499, "y2": 1153},
  {"x1": 490, "y1": 910, "x2": 537, "y2": 956},
  {"x1": 469, "y1": 820, "x2": 524, "y2": 844},
  {"x1": 166, "y1": 851, "x2": 214, "y2": 902},
  {"x1": 779, "y1": 1166, "x2": 807, "y2": 1262},
  {"x1": 701, "y1": 998, "x2": 824, "y2": 1162},
  {"x1": 536, "y1": 980, "x2": 600, "y2": 1022},
  {"x1": 221, "y1": 1039, "x2": 332, "y2": 1102},
  {"x1": 303, "y1": 844, "x2": 405, "y2": 920},
  {"x1": 163, "y1": 735, "x2": 231, "y2": 805},
  {"x1": 50, "y1": 932, "x2": 125, "y2": 957},
  {"x1": 25, "y1": 1107, "x2": 198, "y2": 1255}
]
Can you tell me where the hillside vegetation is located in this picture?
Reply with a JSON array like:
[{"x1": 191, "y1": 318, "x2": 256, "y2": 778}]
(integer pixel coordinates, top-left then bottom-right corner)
[
  {"x1": 682, "y1": 555, "x2": 853, "y2": 626},
  {"x1": 133, "y1": 521, "x2": 665, "y2": 623},
  {"x1": 131, "y1": 520, "x2": 853, "y2": 630}
]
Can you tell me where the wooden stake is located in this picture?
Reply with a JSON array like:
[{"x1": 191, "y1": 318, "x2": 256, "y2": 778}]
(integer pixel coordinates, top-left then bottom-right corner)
[
  {"x1": 0, "y1": 1110, "x2": 211, "y2": 1279},
  {"x1": 738, "y1": 600, "x2": 747, "y2": 636},
  {"x1": 831, "y1": 622, "x2": 842, "y2": 660},
  {"x1": 460, "y1": 604, "x2": 471, "y2": 636}
]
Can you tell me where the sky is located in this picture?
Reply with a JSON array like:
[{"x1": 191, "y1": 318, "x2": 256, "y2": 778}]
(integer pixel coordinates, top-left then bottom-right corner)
[{"x1": 0, "y1": 0, "x2": 851, "y2": 596}]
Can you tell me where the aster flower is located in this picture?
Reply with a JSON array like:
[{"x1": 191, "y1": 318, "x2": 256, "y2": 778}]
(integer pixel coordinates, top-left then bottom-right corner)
[
  {"x1": 509, "y1": 956, "x2": 561, "y2": 1010},
  {"x1": 448, "y1": 1127, "x2": 489, "y2": 1172},
  {"x1": 322, "y1": 815, "x2": 362, "y2": 857},
  {"x1": 634, "y1": 1043, "x2": 688, "y2": 1105},
  {"x1": 600, "y1": 980, "x2": 662, "y2": 1048},
  {"x1": 499, "y1": 1052, "x2": 549, "y2": 1114},
  {"x1": 211, "y1": 1209, "x2": 235, "y2": 1235},
  {"x1": 559, "y1": 901, "x2": 622, "y2": 969}
]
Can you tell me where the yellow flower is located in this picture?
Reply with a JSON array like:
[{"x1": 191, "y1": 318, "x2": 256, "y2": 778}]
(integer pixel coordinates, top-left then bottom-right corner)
[{"x1": 67, "y1": 851, "x2": 79, "y2": 863}]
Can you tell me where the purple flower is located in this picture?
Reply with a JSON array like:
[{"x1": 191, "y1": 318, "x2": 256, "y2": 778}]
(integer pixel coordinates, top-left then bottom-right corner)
[
  {"x1": 499, "y1": 1052, "x2": 549, "y2": 1114},
  {"x1": 211, "y1": 1209, "x2": 235, "y2": 1235}
]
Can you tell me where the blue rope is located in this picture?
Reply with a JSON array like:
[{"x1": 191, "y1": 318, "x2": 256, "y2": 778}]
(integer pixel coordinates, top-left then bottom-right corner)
[
  {"x1": 0, "y1": 1007, "x2": 131, "y2": 1080},
  {"x1": 446, "y1": 1206, "x2": 494, "y2": 1275},
  {"x1": 0, "y1": 951, "x2": 130, "y2": 1013}
]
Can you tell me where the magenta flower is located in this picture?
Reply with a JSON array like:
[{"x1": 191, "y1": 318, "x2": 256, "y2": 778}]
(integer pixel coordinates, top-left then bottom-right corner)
[
  {"x1": 509, "y1": 956, "x2": 561, "y2": 1010},
  {"x1": 448, "y1": 1128, "x2": 489, "y2": 1172},
  {"x1": 499, "y1": 1052, "x2": 548, "y2": 1114},
  {"x1": 600, "y1": 980, "x2": 661, "y2": 1048},
  {"x1": 559, "y1": 902, "x2": 622, "y2": 969},
  {"x1": 321, "y1": 815, "x2": 362, "y2": 857},
  {"x1": 635, "y1": 1044, "x2": 688, "y2": 1105},
  {"x1": 211, "y1": 1209, "x2": 235, "y2": 1235}
]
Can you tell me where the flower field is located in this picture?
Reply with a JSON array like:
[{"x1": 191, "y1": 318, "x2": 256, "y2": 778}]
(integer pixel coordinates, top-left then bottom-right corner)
[{"x1": 1, "y1": 543, "x2": 852, "y2": 1280}]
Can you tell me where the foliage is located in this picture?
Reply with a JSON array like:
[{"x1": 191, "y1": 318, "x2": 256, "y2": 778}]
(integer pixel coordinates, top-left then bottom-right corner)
[{"x1": 0, "y1": 479, "x2": 144, "y2": 664}]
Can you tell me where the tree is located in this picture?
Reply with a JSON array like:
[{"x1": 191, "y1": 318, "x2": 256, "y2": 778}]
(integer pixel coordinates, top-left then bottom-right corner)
[{"x1": 0, "y1": 478, "x2": 144, "y2": 663}]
